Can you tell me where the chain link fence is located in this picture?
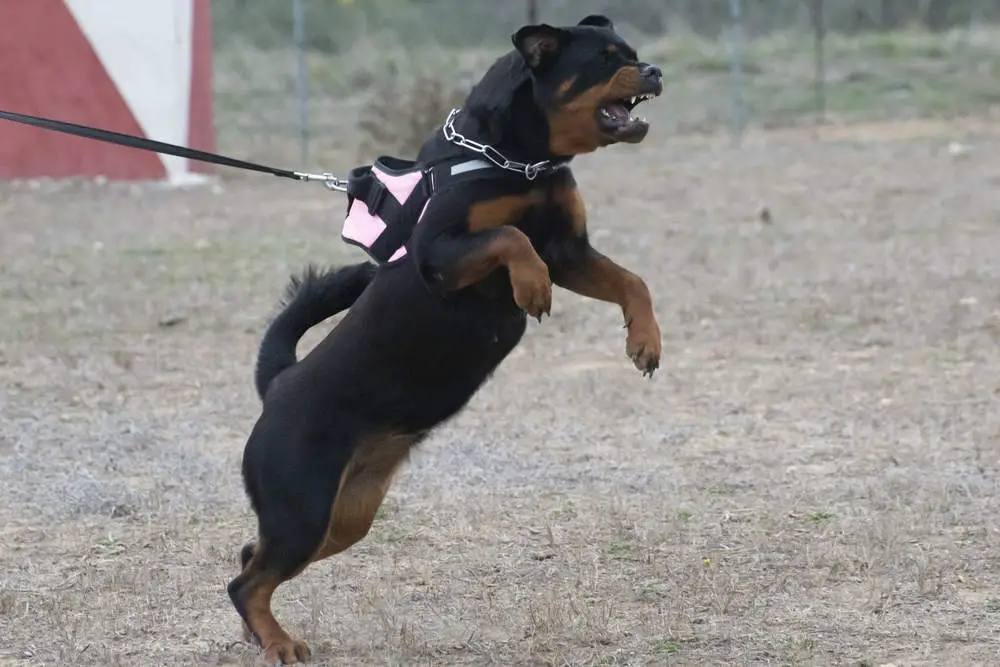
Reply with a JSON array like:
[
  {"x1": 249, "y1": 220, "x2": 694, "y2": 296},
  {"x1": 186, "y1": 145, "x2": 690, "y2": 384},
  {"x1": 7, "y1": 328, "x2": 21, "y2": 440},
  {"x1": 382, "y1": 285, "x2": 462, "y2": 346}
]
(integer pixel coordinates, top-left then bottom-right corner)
[{"x1": 211, "y1": 0, "x2": 1000, "y2": 169}]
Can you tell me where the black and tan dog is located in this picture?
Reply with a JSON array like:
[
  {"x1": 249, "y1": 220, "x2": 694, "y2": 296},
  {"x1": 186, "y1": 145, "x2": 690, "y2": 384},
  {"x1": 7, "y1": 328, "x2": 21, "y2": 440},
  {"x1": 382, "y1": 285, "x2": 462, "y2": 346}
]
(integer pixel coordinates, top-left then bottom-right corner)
[{"x1": 228, "y1": 14, "x2": 663, "y2": 664}]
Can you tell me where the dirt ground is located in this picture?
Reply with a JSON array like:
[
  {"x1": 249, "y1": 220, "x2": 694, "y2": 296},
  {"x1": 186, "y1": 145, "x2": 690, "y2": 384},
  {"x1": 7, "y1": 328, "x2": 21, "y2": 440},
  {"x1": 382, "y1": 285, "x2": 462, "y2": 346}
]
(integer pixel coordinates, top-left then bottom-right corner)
[{"x1": 2, "y1": 118, "x2": 1000, "y2": 667}]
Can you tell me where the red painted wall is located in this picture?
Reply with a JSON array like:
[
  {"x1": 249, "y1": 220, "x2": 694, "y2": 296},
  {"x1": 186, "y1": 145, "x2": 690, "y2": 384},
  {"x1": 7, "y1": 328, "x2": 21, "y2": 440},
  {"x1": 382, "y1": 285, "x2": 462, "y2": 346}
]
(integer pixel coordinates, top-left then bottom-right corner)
[
  {"x1": 188, "y1": 0, "x2": 216, "y2": 174},
  {"x1": 0, "y1": 0, "x2": 215, "y2": 180}
]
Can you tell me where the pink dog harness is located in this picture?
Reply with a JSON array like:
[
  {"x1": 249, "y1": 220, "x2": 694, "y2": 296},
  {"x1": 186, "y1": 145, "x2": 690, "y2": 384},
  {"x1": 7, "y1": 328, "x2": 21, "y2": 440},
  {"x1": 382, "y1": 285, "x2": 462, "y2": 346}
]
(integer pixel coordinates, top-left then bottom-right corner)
[
  {"x1": 341, "y1": 155, "x2": 496, "y2": 265},
  {"x1": 341, "y1": 109, "x2": 573, "y2": 265}
]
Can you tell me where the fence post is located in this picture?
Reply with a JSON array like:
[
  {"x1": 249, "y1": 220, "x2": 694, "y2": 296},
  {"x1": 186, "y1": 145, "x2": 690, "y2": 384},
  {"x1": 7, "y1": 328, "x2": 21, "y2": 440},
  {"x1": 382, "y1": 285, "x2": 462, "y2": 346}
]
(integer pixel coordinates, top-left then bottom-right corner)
[
  {"x1": 293, "y1": 0, "x2": 309, "y2": 165},
  {"x1": 727, "y1": 0, "x2": 747, "y2": 146},
  {"x1": 811, "y1": 0, "x2": 826, "y2": 126}
]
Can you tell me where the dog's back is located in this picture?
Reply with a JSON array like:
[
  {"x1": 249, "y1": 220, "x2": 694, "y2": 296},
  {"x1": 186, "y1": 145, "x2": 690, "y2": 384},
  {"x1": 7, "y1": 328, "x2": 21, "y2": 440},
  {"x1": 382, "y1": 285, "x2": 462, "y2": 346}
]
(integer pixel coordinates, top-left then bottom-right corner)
[
  {"x1": 265, "y1": 256, "x2": 528, "y2": 432},
  {"x1": 254, "y1": 262, "x2": 376, "y2": 400}
]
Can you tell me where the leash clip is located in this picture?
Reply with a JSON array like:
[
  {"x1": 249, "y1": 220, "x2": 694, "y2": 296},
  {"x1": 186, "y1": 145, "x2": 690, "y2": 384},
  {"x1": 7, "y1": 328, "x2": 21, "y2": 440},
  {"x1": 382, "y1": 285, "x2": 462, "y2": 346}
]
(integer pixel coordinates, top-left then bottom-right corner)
[{"x1": 294, "y1": 171, "x2": 349, "y2": 192}]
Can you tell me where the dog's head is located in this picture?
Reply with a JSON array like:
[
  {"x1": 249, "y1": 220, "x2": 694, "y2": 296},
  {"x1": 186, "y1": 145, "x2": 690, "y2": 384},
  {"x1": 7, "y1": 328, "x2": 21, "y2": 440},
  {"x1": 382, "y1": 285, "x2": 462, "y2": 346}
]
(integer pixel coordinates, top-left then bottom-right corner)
[{"x1": 512, "y1": 15, "x2": 663, "y2": 156}]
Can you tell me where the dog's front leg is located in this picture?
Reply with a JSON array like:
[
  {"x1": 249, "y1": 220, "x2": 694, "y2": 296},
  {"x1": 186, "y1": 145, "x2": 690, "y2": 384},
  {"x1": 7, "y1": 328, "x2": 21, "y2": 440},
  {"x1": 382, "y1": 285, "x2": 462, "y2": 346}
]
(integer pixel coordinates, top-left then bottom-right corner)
[
  {"x1": 552, "y1": 242, "x2": 661, "y2": 376},
  {"x1": 422, "y1": 226, "x2": 552, "y2": 319}
]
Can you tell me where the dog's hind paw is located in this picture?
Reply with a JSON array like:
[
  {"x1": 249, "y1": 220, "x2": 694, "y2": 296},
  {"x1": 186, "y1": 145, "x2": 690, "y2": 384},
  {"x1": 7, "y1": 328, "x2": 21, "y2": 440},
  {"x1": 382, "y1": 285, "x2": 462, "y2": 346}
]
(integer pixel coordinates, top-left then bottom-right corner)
[{"x1": 263, "y1": 637, "x2": 311, "y2": 664}]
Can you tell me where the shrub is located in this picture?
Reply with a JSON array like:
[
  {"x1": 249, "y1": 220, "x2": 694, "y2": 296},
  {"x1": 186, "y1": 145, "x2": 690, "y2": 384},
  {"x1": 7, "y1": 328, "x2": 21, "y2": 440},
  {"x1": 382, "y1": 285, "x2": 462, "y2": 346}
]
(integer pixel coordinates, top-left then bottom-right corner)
[{"x1": 357, "y1": 65, "x2": 468, "y2": 158}]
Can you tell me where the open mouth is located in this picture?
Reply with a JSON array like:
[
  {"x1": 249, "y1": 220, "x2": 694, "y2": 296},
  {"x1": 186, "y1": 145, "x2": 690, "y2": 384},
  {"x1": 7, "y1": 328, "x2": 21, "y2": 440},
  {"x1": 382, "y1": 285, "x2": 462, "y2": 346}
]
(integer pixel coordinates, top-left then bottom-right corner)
[{"x1": 597, "y1": 89, "x2": 660, "y2": 142}]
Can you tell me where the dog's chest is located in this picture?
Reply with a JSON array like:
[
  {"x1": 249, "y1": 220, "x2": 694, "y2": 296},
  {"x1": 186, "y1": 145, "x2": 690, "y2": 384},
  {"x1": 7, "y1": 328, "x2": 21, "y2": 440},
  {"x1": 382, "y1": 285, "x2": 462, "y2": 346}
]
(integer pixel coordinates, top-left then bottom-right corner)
[{"x1": 514, "y1": 196, "x2": 577, "y2": 251}]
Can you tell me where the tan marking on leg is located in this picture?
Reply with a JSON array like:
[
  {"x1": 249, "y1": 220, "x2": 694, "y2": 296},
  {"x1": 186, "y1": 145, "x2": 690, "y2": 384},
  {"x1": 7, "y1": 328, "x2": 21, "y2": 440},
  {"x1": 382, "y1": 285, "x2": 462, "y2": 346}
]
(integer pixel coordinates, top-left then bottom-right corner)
[
  {"x1": 311, "y1": 432, "x2": 421, "y2": 562},
  {"x1": 551, "y1": 247, "x2": 661, "y2": 374},
  {"x1": 441, "y1": 227, "x2": 551, "y2": 318},
  {"x1": 241, "y1": 572, "x2": 312, "y2": 664}
]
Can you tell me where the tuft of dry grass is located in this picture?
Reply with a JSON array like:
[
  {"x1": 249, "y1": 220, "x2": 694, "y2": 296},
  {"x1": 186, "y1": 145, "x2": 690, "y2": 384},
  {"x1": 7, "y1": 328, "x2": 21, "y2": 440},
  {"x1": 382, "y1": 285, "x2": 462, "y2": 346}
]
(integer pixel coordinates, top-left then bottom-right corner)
[{"x1": 356, "y1": 66, "x2": 468, "y2": 159}]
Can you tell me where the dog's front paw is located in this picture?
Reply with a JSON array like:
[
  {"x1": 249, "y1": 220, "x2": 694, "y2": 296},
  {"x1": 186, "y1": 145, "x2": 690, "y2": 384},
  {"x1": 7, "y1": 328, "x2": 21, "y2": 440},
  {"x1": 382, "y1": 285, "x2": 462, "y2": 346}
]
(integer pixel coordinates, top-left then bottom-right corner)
[
  {"x1": 509, "y1": 257, "x2": 552, "y2": 320},
  {"x1": 625, "y1": 316, "x2": 661, "y2": 378}
]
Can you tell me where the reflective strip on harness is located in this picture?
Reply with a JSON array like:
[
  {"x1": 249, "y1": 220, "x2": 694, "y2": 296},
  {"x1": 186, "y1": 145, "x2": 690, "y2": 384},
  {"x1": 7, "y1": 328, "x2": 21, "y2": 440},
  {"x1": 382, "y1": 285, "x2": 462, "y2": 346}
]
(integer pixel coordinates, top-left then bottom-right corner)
[{"x1": 449, "y1": 158, "x2": 491, "y2": 176}]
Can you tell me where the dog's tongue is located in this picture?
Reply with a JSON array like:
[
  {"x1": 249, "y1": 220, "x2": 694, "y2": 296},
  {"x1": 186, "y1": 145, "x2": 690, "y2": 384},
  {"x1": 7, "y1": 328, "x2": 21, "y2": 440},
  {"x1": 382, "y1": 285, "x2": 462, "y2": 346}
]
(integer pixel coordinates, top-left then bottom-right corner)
[{"x1": 602, "y1": 102, "x2": 630, "y2": 124}]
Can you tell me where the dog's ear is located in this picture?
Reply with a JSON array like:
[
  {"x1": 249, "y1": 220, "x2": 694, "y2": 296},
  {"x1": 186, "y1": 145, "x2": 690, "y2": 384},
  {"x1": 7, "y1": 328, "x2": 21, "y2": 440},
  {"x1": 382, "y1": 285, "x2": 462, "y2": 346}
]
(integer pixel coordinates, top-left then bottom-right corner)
[
  {"x1": 578, "y1": 14, "x2": 614, "y2": 30},
  {"x1": 512, "y1": 24, "x2": 568, "y2": 69},
  {"x1": 462, "y1": 51, "x2": 532, "y2": 145}
]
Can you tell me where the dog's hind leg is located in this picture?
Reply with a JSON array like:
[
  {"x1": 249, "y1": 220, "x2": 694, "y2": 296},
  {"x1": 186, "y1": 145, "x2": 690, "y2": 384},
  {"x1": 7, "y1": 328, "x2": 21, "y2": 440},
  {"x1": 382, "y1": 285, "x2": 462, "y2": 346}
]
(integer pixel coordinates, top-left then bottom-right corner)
[
  {"x1": 236, "y1": 541, "x2": 258, "y2": 642},
  {"x1": 307, "y1": 432, "x2": 417, "y2": 562},
  {"x1": 228, "y1": 431, "x2": 417, "y2": 665},
  {"x1": 229, "y1": 423, "x2": 350, "y2": 664},
  {"x1": 229, "y1": 550, "x2": 309, "y2": 664},
  {"x1": 228, "y1": 511, "x2": 327, "y2": 663},
  {"x1": 239, "y1": 541, "x2": 256, "y2": 569}
]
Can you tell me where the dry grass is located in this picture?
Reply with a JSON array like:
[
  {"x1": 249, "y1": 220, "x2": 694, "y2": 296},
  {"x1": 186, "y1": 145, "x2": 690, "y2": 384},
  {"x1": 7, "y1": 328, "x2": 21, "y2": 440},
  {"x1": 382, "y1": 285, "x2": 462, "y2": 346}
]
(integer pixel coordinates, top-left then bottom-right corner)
[{"x1": 3, "y1": 116, "x2": 1000, "y2": 666}]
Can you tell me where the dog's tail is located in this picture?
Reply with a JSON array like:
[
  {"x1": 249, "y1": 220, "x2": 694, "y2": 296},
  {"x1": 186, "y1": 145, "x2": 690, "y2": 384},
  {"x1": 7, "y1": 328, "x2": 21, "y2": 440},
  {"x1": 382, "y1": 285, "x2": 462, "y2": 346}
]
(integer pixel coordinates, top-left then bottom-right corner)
[{"x1": 254, "y1": 262, "x2": 377, "y2": 400}]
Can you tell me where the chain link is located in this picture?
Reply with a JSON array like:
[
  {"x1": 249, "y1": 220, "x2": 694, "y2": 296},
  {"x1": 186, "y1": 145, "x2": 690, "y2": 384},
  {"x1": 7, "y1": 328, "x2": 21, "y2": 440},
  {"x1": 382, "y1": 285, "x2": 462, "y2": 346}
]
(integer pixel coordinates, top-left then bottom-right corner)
[{"x1": 441, "y1": 108, "x2": 555, "y2": 181}]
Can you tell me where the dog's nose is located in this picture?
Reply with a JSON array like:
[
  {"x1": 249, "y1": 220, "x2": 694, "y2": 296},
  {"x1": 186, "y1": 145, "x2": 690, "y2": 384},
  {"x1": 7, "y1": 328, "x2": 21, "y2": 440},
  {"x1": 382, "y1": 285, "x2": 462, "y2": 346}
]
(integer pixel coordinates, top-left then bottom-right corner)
[{"x1": 641, "y1": 64, "x2": 662, "y2": 79}]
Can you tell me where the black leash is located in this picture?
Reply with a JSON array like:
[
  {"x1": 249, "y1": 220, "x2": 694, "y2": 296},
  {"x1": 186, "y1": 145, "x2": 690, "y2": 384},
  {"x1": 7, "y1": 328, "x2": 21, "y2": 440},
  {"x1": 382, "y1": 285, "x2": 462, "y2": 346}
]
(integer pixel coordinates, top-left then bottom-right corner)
[{"x1": 0, "y1": 109, "x2": 347, "y2": 190}]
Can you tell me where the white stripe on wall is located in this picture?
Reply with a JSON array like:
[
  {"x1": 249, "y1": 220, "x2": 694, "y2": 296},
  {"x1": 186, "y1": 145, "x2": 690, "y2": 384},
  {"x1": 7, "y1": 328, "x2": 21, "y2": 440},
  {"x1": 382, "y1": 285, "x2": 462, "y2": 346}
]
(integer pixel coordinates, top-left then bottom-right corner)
[{"x1": 65, "y1": 0, "x2": 194, "y2": 180}]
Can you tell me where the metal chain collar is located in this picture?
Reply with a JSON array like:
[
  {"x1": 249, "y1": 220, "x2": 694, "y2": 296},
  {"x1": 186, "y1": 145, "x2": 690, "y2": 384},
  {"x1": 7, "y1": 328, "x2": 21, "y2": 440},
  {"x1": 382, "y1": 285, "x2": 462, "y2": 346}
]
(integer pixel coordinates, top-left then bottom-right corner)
[
  {"x1": 441, "y1": 108, "x2": 556, "y2": 181},
  {"x1": 297, "y1": 107, "x2": 557, "y2": 192}
]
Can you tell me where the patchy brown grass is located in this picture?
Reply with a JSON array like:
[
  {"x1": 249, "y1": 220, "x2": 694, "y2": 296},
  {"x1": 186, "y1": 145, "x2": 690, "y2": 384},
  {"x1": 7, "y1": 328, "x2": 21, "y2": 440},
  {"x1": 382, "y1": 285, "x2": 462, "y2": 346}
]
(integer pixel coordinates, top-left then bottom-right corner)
[{"x1": 3, "y1": 117, "x2": 1000, "y2": 666}]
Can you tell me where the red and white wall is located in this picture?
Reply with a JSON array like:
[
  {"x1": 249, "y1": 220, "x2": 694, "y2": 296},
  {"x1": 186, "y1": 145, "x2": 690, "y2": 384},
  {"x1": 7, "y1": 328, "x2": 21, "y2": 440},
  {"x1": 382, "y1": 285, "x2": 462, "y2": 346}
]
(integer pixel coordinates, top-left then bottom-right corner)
[{"x1": 0, "y1": 0, "x2": 215, "y2": 182}]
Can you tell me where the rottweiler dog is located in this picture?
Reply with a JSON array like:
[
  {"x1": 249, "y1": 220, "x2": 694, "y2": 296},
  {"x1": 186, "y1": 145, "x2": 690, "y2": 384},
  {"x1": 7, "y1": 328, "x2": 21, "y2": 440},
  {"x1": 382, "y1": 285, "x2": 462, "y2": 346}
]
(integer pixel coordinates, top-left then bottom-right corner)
[{"x1": 228, "y1": 14, "x2": 663, "y2": 664}]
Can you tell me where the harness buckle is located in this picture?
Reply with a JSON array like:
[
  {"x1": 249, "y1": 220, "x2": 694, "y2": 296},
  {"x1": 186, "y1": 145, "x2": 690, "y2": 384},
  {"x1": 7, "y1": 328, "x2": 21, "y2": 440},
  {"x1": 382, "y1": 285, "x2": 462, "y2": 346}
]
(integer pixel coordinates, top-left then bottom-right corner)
[
  {"x1": 366, "y1": 180, "x2": 388, "y2": 216},
  {"x1": 422, "y1": 167, "x2": 436, "y2": 197}
]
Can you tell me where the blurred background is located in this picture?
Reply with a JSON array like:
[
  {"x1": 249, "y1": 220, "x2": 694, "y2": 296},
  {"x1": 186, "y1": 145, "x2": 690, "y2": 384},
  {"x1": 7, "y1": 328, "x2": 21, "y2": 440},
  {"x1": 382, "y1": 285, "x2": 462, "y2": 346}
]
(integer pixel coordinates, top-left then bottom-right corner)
[{"x1": 211, "y1": 0, "x2": 1000, "y2": 168}]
